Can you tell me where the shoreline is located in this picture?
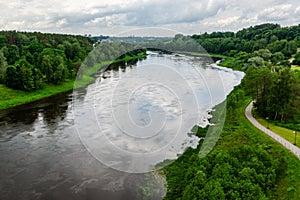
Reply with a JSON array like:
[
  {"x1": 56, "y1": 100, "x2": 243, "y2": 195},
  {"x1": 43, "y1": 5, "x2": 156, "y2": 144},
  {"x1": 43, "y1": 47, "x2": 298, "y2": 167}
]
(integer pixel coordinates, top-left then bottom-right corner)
[
  {"x1": 0, "y1": 53, "x2": 147, "y2": 111},
  {"x1": 163, "y1": 86, "x2": 300, "y2": 199},
  {"x1": 173, "y1": 51, "x2": 229, "y2": 59},
  {"x1": 0, "y1": 51, "x2": 230, "y2": 111}
]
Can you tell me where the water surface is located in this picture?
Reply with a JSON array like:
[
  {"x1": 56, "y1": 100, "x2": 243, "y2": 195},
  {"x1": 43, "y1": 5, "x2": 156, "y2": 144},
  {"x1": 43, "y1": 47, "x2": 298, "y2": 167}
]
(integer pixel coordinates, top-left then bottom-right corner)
[{"x1": 0, "y1": 52, "x2": 244, "y2": 199}]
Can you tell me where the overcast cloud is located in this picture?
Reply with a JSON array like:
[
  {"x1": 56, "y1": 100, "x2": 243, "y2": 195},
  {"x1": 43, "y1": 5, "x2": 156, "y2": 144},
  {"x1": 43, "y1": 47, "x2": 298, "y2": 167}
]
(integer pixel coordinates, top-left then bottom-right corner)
[{"x1": 0, "y1": 0, "x2": 299, "y2": 36}]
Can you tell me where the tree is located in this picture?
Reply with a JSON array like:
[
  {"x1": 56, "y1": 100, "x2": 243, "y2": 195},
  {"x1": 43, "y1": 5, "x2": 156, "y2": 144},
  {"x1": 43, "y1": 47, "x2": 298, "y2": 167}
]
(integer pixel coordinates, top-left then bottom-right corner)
[
  {"x1": 0, "y1": 50, "x2": 8, "y2": 83},
  {"x1": 267, "y1": 68, "x2": 294, "y2": 121},
  {"x1": 244, "y1": 67, "x2": 273, "y2": 117},
  {"x1": 3, "y1": 44, "x2": 20, "y2": 65},
  {"x1": 266, "y1": 40, "x2": 286, "y2": 53},
  {"x1": 13, "y1": 58, "x2": 34, "y2": 91},
  {"x1": 292, "y1": 52, "x2": 300, "y2": 65},
  {"x1": 282, "y1": 40, "x2": 297, "y2": 57},
  {"x1": 247, "y1": 56, "x2": 265, "y2": 68},
  {"x1": 271, "y1": 52, "x2": 285, "y2": 65},
  {"x1": 6, "y1": 66, "x2": 21, "y2": 89},
  {"x1": 52, "y1": 56, "x2": 67, "y2": 85},
  {"x1": 38, "y1": 48, "x2": 67, "y2": 84},
  {"x1": 40, "y1": 55, "x2": 53, "y2": 83},
  {"x1": 252, "y1": 49, "x2": 272, "y2": 61}
]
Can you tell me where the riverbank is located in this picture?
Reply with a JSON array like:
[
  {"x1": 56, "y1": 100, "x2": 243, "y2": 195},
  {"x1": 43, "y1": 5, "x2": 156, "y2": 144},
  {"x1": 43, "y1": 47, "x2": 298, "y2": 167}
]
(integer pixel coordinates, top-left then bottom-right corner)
[
  {"x1": 175, "y1": 51, "x2": 243, "y2": 71},
  {"x1": 163, "y1": 87, "x2": 300, "y2": 199},
  {"x1": 254, "y1": 117, "x2": 300, "y2": 148},
  {"x1": 0, "y1": 52, "x2": 147, "y2": 111},
  {"x1": 175, "y1": 51, "x2": 229, "y2": 59}
]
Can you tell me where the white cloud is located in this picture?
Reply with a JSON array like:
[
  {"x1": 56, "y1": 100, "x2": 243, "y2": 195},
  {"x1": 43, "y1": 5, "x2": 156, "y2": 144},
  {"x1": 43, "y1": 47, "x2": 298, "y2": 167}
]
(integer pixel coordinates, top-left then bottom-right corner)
[
  {"x1": 203, "y1": 16, "x2": 240, "y2": 27},
  {"x1": 0, "y1": 0, "x2": 299, "y2": 36},
  {"x1": 56, "y1": 19, "x2": 68, "y2": 27},
  {"x1": 258, "y1": 4, "x2": 292, "y2": 21}
]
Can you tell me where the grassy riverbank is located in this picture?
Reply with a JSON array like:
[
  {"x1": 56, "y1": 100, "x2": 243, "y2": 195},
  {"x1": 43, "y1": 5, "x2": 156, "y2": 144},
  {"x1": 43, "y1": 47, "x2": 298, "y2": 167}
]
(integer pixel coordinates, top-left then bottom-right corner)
[
  {"x1": 0, "y1": 52, "x2": 146, "y2": 111},
  {"x1": 163, "y1": 87, "x2": 300, "y2": 200},
  {"x1": 175, "y1": 51, "x2": 229, "y2": 59},
  {"x1": 254, "y1": 117, "x2": 300, "y2": 147},
  {"x1": 176, "y1": 51, "x2": 243, "y2": 71}
]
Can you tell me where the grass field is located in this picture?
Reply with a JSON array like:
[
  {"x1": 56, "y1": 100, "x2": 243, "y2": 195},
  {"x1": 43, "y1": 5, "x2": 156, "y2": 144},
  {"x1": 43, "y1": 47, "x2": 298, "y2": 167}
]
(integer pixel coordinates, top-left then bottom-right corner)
[
  {"x1": 291, "y1": 65, "x2": 300, "y2": 71},
  {"x1": 0, "y1": 81, "x2": 75, "y2": 110},
  {"x1": 255, "y1": 117, "x2": 300, "y2": 147}
]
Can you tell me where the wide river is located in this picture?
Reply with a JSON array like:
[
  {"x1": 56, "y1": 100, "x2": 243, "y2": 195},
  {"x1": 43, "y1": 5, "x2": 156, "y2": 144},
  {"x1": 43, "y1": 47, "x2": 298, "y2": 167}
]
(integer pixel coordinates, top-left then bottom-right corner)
[{"x1": 0, "y1": 52, "x2": 244, "y2": 199}]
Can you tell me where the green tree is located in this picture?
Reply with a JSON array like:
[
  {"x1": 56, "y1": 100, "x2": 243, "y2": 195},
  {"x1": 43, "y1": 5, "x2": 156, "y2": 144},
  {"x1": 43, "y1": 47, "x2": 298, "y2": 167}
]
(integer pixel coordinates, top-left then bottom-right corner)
[
  {"x1": 247, "y1": 56, "x2": 265, "y2": 68},
  {"x1": 292, "y1": 52, "x2": 300, "y2": 65},
  {"x1": 3, "y1": 44, "x2": 20, "y2": 65},
  {"x1": 244, "y1": 67, "x2": 272, "y2": 117},
  {"x1": 40, "y1": 55, "x2": 53, "y2": 83},
  {"x1": 14, "y1": 58, "x2": 34, "y2": 91},
  {"x1": 271, "y1": 52, "x2": 285, "y2": 65},
  {"x1": 0, "y1": 50, "x2": 8, "y2": 83},
  {"x1": 282, "y1": 40, "x2": 297, "y2": 57},
  {"x1": 252, "y1": 49, "x2": 272, "y2": 61},
  {"x1": 6, "y1": 66, "x2": 20, "y2": 89},
  {"x1": 52, "y1": 56, "x2": 67, "y2": 85},
  {"x1": 268, "y1": 68, "x2": 294, "y2": 121}
]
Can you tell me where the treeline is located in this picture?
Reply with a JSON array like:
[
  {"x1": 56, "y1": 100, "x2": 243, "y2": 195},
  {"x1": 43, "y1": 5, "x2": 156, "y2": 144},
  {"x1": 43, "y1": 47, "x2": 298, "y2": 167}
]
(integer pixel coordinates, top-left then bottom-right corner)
[
  {"x1": 244, "y1": 67, "x2": 300, "y2": 124},
  {"x1": 163, "y1": 24, "x2": 300, "y2": 200},
  {"x1": 0, "y1": 31, "x2": 93, "y2": 91},
  {"x1": 0, "y1": 31, "x2": 147, "y2": 92},
  {"x1": 164, "y1": 89, "x2": 286, "y2": 200},
  {"x1": 192, "y1": 23, "x2": 300, "y2": 60},
  {"x1": 163, "y1": 86, "x2": 299, "y2": 199},
  {"x1": 191, "y1": 23, "x2": 300, "y2": 124},
  {"x1": 191, "y1": 23, "x2": 300, "y2": 71},
  {"x1": 164, "y1": 143, "x2": 280, "y2": 199},
  {"x1": 140, "y1": 34, "x2": 204, "y2": 53},
  {"x1": 85, "y1": 41, "x2": 147, "y2": 67},
  {"x1": 76, "y1": 41, "x2": 147, "y2": 81}
]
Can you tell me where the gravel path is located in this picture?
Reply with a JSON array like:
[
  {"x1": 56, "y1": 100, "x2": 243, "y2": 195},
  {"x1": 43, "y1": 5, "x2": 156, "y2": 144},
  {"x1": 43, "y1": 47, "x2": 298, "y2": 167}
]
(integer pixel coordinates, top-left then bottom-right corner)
[{"x1": 245, "y1": 101, "x2": 300, "y2": 160}]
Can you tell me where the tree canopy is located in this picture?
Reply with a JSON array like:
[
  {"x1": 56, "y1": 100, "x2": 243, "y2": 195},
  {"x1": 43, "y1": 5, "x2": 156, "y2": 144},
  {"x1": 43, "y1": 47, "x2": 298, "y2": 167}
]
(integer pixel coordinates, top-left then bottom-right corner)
[{"x1": 0, "y1": 31, "x2": 93, "y2": 90}]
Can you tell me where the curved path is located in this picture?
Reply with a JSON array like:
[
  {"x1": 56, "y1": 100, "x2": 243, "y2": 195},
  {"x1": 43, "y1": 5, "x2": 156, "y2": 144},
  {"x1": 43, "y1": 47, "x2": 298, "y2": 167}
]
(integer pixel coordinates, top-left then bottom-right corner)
[{"x1": 245, "y1": 101, "x2": 300, "y2": 160}]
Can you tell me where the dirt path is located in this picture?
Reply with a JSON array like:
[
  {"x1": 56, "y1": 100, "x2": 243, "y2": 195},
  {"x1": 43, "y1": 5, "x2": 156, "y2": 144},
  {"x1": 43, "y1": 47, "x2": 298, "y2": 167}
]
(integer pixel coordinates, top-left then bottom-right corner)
[{"x1": 245, "y1": 101, "x2": 300, "y2": 160}]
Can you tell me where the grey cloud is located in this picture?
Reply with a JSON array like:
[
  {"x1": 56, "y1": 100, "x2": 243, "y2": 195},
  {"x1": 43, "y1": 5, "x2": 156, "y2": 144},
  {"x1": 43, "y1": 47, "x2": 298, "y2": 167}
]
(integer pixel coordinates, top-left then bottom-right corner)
[
  {"x1": 115, "y1": 0, "x2": 226, "y2": 26},
  {"x1": 257, "y1": 4, "x2": 293, "y2": 21},
  {"x1": 0, "y1": 0, "x2": 300, "y2": 36}
]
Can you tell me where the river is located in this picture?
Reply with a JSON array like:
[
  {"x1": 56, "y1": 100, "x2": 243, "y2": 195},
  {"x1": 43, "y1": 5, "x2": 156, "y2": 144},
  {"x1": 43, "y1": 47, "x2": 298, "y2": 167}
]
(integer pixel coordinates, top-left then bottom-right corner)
[{"x1": 0, "y1": 52, "x2": 244, "y2": 199}]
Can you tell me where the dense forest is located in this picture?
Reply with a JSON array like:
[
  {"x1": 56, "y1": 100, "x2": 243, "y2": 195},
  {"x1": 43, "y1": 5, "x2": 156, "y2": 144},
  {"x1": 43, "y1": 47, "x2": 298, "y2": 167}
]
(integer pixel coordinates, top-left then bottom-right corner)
[
  {"x1": 192, "y1": 23, "x2": 300, "y2": 59},
  {"x1": 163, "y1": 24, "x2": 300, "y2": 200},
  {"x1": 0, "y1": 31, "x2": 93, "y2": 91},
  {"x1": 196, "y1": 23, "x2": 300, "y2": 125},
  {"x1": 142, "y1": 24, "x2": 300, "y2": 124},
  {"x1": 0, "y1": 31, "x2": 147, "y2": 92}
]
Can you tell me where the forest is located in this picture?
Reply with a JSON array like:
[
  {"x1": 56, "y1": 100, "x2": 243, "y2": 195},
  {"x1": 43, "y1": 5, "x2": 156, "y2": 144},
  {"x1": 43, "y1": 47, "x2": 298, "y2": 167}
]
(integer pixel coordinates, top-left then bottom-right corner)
[
  {"x1": 0, "y1": 31, "x2": 146, "y2": 93},
  {"x1": 0, "y1": 31, "x2": 93, "y2": 91},
  {"x1": 141, "y1": 23, "x2": 300, "y2": 125},
  {"x1": 0, "y1": 24, "x2": 299, "y2": 199},
  {"x1": 163, "y1": 24, "x2": 300, "y2": 200}
]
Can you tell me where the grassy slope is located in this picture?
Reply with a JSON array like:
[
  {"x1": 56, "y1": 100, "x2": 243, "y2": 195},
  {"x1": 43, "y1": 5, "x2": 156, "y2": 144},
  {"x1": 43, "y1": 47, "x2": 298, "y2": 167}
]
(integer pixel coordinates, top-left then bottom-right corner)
[
  {"x1": 216, "y1": 92, "x2": 300, "y2": 199},
  {"x1": 0, "y1": 81, "x2": 74, "y2": 110},
  {"x1": 0, "y1": 53, "x2": 146, "y2": 111},
  {"x1": 212, "y1": 57, "x2": 299, "y2": 198},
  {"x1": 175, "y1": 51, "x2": 229, "y2": 59},
  {"x1": 291, "y1": 65, "x2": 300, "y2": 71},
  {"x1": 255, "y1": 117, "x2": 300, "y2": 148},
  {"x1": 163, "y1": 55, "x2": 300, "y2": 199},
  {"x1": 163, "y1": 88, "x2": 300, "y2": 199}
]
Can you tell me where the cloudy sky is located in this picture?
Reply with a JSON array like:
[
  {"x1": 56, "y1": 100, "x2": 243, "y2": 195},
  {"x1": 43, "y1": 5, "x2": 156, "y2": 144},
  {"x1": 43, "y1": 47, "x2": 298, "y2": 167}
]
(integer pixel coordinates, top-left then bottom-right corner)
[{"x1": 1, "y1": 0, "x2": 300, "y2": 36}]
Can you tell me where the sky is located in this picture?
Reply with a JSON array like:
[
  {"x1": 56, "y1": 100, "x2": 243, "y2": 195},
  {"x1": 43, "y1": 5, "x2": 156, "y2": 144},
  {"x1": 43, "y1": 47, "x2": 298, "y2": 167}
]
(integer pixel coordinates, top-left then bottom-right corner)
[{"x1": 1, "y1": 0, "x2": 300, "y2": 37}]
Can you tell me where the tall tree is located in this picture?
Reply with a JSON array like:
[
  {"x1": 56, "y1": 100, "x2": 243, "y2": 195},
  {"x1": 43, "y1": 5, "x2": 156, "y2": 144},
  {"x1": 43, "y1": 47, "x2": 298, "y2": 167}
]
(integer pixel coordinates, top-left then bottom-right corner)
[{"x1": 0, "y1": 50, "x2": 8, "y2": 83}]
